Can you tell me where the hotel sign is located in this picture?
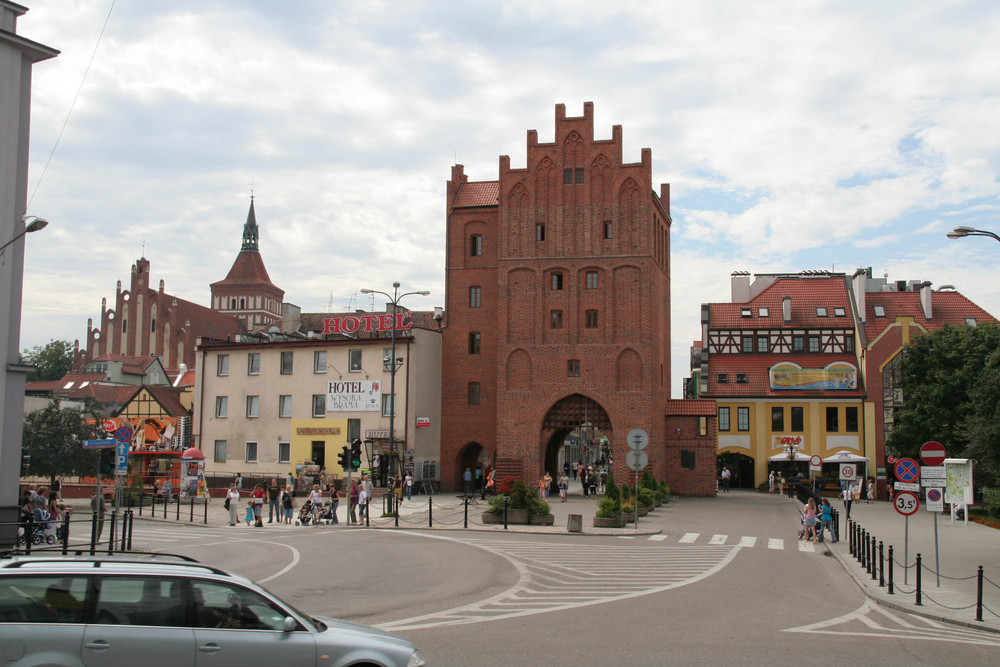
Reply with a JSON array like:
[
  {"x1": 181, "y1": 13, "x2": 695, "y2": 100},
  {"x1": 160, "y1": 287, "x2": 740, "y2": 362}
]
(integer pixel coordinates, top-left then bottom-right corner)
[
  {"x1": 769, "y1": 362, "x2": 858, "y2": 391},
  {"x1": 322, "y1": 312, "x2": 412, "y2": 335},
  {"x1": 326, "y1": 380, "x2": 382, "y2": 412}
]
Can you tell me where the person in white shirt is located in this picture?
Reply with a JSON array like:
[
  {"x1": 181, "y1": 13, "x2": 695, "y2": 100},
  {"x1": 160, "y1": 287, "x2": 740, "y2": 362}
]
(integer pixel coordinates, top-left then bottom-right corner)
[
  {"x1": 841, "y1": 483, "x2": 853, "y2": 519},
  {"x1": 226, "y1": 483, "x2": 240, "y2": 526},
  {"x1": 358, "y1": 485, "x2": 369, "y2": 523}
]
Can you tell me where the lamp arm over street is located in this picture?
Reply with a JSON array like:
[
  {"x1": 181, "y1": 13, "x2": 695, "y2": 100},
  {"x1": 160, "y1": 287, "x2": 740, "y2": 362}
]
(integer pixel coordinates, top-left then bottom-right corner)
[
  {"x1": 947, "y1": 226, "x2": 1000, "y2": 243},
  {"x1": 0, "y1": 215, "x2": 49, "y2": 253}
]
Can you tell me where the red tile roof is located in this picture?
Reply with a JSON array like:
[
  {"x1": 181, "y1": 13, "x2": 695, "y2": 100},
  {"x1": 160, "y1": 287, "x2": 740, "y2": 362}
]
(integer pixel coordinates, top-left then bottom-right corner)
[
  {"x1": 211, "y1": 250, "x2": 281, "y2": 290},
  {"x1": 142, "y1": 385, "x2": 191, "y2": 417},
  {"x1": 664, "y1": 399, "x2": 716, "y2": 416},
  {"x1": 862, "y1": 290, "x2": 997, "y2": 340},
  {"x1": 453, "y1": 181, "x2": 499, "y2": 208},
  {"x1": 710, "y1": 277, "x2": 852, "y2": 328}
]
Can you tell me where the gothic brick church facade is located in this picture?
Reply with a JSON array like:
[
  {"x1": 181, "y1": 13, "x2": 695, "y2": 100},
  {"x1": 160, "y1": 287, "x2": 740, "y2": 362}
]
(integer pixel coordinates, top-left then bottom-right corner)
[{"x1": 441, "y1": 103, "x2": 716, "y2": 494}]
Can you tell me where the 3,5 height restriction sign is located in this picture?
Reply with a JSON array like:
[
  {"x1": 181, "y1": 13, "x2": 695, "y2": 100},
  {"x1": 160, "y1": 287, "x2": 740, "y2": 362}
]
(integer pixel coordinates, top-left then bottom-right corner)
[{"x1": 894, "y1": 491, "x2": 920, "y2": 516}]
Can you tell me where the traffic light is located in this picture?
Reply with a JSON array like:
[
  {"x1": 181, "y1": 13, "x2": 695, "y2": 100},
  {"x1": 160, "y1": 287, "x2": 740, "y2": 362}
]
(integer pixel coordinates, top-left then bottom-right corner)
[
  {"x1": 350, "y1": 440, "x2": 362, "y2": 470},
  {"x1": 337, "y1": 446, "x2": 350, "y2": 470},
  {"x1": 99, "y1": 449, "x2": 115, "y2": 477}
]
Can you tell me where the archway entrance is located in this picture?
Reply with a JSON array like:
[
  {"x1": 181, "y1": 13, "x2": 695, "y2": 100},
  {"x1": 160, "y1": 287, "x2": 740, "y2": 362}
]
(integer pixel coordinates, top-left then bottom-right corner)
[
  {"x1": 717, "y1": 451, "x2": 755, "y2": 489},
  {"x1": 457, "y1": 442, "x2": 491, "y2": 493},
  {"x1": 541, "y1": 394, "x2": 612, "y2": 495}
]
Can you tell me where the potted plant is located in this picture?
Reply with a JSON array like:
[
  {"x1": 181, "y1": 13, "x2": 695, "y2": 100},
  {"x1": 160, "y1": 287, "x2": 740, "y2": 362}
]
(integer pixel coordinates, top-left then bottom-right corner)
[
  {"x1": 594, "y1": 479, "x2": 624, "y2": 527},
  {"x1": 638, "y1": 487, "x2": 655, "y2": 514},
  {"x1": 482, "y1": 479, "x2": 552, "y2": 524},
  {"x1": 622, "y1": 499, "x2": 637, "y2": 523}
]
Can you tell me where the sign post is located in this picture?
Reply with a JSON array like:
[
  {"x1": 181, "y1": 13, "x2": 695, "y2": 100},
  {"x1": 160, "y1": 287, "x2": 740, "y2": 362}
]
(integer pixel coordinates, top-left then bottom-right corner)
[
  {"x1": 894, "y1": 490, "x2": 919, "y2": 583},
  {"x1": 626, "y1": 429, "x2": 649, "y2": 530}
]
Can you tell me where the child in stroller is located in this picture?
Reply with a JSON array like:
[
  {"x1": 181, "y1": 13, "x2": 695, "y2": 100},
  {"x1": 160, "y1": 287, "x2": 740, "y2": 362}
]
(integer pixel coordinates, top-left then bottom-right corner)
[
  {"x1": 295, "y1": 499, "x2": 317, "y2": 526},
  {"x1": 20, "y1": 507, "x2": 56, "y2": 545}
]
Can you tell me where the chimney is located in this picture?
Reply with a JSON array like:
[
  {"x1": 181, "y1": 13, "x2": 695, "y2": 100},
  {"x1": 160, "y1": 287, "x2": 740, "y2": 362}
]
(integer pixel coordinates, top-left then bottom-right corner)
[
  {"x1": 782, "y1": 296, "x2": 792, "y2": 324},
  {"x1": 731, "y1": 272, "x2": 750, "y2": 302},
  {"x1": 853, "y1": 268, "x2": 868, "y2": 323},
  {"x1": 920, "y1": 281, "x2": 933, "y2": 320}
]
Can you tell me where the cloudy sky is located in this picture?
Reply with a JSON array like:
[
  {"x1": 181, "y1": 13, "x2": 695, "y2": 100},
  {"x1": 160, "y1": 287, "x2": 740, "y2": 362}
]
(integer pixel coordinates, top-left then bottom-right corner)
[{"x1": 16, "y1": 0, "x2": 1000, "y2": 396}]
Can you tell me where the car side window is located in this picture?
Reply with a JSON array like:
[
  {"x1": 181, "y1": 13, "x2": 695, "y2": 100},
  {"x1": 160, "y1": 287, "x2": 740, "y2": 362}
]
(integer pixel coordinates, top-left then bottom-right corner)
[
  {"x1": 0, "y1": 575, "x2": 88, "y2": 624},
  {"x1": 190, "y1": 579, "x2": 293, "y2": 631},
  {"x1": 94, "y1": 576, "x2": 186, "y2": 627}
]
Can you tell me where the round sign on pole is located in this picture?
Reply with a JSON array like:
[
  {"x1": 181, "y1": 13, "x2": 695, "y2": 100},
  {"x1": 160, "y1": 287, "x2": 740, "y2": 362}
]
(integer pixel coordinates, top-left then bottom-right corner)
[
  {"x1": 919, "y1": 441, "x2": 946, "y2": 466},
  {"x1": 626, "y1": 428, "x2": 649, "y2": 451},
  {"x1": 625, "y1": 449, "x2": 648, "y2": 471},
  {"x1": 893, "y1": 491, "x2": 920, "y2": 516},
  {"x1": 894, "y1": 458, "x2": 920, "y2": 483}
]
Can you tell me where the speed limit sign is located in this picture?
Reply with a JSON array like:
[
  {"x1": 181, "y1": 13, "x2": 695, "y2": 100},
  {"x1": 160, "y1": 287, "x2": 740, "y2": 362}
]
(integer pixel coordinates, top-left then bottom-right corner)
[{"x1": 893, "y1": 491, "x2": 920, "y2": 516}]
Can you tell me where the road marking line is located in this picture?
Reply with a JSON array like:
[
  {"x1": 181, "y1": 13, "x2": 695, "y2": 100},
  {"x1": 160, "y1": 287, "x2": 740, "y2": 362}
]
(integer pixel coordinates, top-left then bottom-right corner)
[
  {"x1": 708, "y1": 534, "x2": 727, "y2": 545},
  {"x1": 739, "y1": 536, "x2": 757, "y2": 547},
  {"x1": 767, "y1": 538, "x2": 783, "y2": 550},
  {"x1": 648, "y1": 535, "x2": 667, "y2": 541},
  {"x1": 679, "y1": 533, "x2": 699, "y2": 543},
  {"x1": 797, "y1": 540, "x2": 816, "y2": 552}
]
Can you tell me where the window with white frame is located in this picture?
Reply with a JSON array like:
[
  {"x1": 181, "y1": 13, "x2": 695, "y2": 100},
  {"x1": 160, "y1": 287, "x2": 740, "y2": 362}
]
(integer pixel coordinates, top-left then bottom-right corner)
[
  {"x1": 246, "y1": 395, "x2": 260, "y2": 418},
  {"x1": 280, "y1": 351, "x2": 293, "y2": 374},
  {"x1": 314, "y1": 350, "x2": 326, "y2": 373},
  {"x1": 213, "y1": 440, "x2": 226, "y2": 462},
  {"x1": 278, "y1": 395, "x2": 292, "y2": 418},
  {"x1": 278, "y1": 441, "x2": 290, "y2": 463},
  {"x1": 217, "y1": 355, "x2": 229, "y2": 376},
  {"x1": 215, "y1": 396, "x2": 228, "y2": 418},
  {"x1": 382, "y1": 394, "x2": 395, "y2": 417},
  {"x1": 247, "y1": 353, "x2": 260, "y2": 375},
  {"x1": 312, "y1": 394, "x2": 326, "y2": 418},
  {"x1": 245, "y1": 441, "x2": 258, "y2": 462},
  {"x1": 349, "y1": 349, "x2": 362, "y2": 372}
]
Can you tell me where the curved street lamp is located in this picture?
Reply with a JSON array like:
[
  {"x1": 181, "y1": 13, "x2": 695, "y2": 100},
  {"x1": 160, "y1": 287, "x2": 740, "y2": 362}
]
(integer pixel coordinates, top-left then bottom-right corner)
[
  {"x1": 946, "y1": 226, "x2": 1000, "y2": 243},
  {"x1": 359, "y1": 282, "x2": 430, "y2": 484},
  {"x1": 0, "y1": 215, "x2": 49, "y2": 254}
]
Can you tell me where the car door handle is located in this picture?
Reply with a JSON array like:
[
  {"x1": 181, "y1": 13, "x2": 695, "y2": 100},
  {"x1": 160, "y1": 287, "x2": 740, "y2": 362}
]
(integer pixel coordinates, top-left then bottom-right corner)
[
  {"x1": 198, "y1": 643, "x2": 222, "y2": 654},
  {"x1": 85, "y1": 641, "x2": 111, "y2": 651}
]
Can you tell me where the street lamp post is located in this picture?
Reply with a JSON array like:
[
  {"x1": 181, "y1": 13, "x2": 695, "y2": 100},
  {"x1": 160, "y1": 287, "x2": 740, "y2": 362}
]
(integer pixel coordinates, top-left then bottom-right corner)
[
  {"x1": 359, "y1": 283, "x2": 429, "y2": 484},
  {"x1": 946, "y1": 226, "x2": 1000, "y2": 243},
  {"x1": 0, "y1": 215, "x2": 48, "y2": 254}
]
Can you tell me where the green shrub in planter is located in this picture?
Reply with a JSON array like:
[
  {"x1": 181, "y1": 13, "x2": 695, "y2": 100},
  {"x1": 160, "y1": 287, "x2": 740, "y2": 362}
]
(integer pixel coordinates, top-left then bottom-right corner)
[
  {"x1": 621, "y1": 483, "x2": 632, "y2": 501},
  {"x1": 486, "y1": 494, "x2": 506, "y2": 515},
  {"x1": 529, "y1": 495, "x2": 550, "y2": 517},
  {"x1": 596, "y1": 495, "x2": 621, "y2": 518},
  {"x1": 508, "y1": 479, "x2": 532, "y2": 510},
  {"x1": 604, "y1": 478, "x2": 620, "y2": 503},
  {"x1": 638, "y1": 487, "x2": 655, "y2": 508},
  {"x1": 641, "y1": 469, "x2": 658, "y2": 491},
  {"x1": 621, "y1": 500, "x2": 635, "y2": 514},
  {"x1": 654, "y1": 482, "x2": 669, "y2": 502}
]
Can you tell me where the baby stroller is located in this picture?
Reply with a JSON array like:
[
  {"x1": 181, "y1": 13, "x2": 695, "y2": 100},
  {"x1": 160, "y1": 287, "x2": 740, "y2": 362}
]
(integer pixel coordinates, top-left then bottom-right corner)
[
  {"x1": 315, "y1": 500, "x2": 337, "y2": 525},
  {"x1": 20, "y1": 507, "x2": 57, "y2": 546},
  {"x1": 796, "y1": 512, "x2": 806, "y2": 540},
  {"x1": 295, "y1": 500, "x2": 316, "y2": 526}
]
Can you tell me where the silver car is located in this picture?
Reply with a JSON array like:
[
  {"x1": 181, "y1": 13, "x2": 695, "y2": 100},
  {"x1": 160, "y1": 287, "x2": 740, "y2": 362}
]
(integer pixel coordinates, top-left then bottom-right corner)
[{"x1": 0, "y1": 554, "x2": 425, "y2": 667}]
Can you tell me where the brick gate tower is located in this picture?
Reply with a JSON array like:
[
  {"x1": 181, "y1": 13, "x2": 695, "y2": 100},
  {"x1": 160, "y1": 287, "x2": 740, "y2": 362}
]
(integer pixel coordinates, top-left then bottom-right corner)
[{"x1": 441, "y1": 103, "x2": 672, "y2": 491}]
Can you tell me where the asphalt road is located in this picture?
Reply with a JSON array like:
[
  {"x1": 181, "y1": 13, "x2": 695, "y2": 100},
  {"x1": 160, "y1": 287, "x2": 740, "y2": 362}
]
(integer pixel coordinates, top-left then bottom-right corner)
[{"x1": 127, "y1": 492, "x2": 1000, "y2": 665}]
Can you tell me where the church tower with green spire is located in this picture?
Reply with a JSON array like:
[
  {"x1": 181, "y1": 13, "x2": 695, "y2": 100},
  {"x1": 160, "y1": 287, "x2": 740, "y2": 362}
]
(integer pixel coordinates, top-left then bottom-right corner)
[{"x1": 210, "y1": 197, "x2": 285, "y2": 332}]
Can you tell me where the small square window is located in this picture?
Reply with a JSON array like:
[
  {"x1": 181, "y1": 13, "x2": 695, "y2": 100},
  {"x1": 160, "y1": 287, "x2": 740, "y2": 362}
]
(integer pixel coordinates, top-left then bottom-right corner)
[
  {"x1": 834, "y1": 307, "x2": 846, "y2": 317},
  {"x1": 717, "y1": 373, "x2": 729, "y2": 384},
  {"x1": 550, "y1": 310, "x2": 563, "y2": 329},
  {"x1": 741, "y1": 308, "x2": 752, "y2": 318},
  {"x1": 965, "y1": 317, "x2": 977, "y2": 326},
  {"x1": 586, "y1": 271, "x2": 598, "y2": 289},
  {"x1": 758, "y1": 307, "x2": 769, "y2": 317},
  {"x1": 567, "y1": 359, "x2": 580, "y2": 377},
  {"x1": 536, "y1": 224, "x2": 545, "y2": 241},
  {"x1": 735, "y1": 373, "x2": 748, "y2": 384},
  {"x1": 551, "y1": 273, "x2": 564, "y2": 290},
  {"x1": 816, "y1": 307, "x2": 828, "y2": 317},
  {"x1": 874, "y1": 305, "x2": 886, "y2": 317}
]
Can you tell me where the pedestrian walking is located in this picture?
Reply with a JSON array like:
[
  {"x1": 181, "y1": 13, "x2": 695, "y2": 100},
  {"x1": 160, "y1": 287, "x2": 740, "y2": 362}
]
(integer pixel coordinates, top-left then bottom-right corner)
[
  {"x1": 329, "y1": 485, "x2": 340, "y2": 524},
  {"x1": 841, "y1": 483, "x2": 853, "y2": 520},
  {"x1": 801, "y1": 497, "x2": 818, "y2": 543},
  {"x1": 225, "y1": 483, "x2": 240, "y2": 526},
  {"x1": 721, "y1": 466, "x2": 731, "y2": 492},
  {"x1": 358, "y1": 483, "x2": 369, "y2": 524},
  {"x1": 818, "y1": 498, "x2": 837, "y2": 543},
  {"x1": 768, "y1": 470, "x2": 775, "y2": 494},
  {"x1": 348, "y1": 480, "x2": 359, "y2": 524},
  {"x1": 463, "y1": 468, "x2": 473, "y2": 494},
  {"x1": 267, "y1": 479, "x2": 281, "y2": 523},
  {"x1": 404, "y1": 471, "x2": 414, "y2": 501},
  {"x1": 558, "y1": 474, "x2": 568, "y2": 502},
  {"x1": 281, "y1": 484, "x2": 295, "y2": 524}
]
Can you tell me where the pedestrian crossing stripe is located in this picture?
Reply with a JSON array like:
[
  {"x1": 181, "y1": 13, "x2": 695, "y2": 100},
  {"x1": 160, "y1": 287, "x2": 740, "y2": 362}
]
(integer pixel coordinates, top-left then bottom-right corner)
[
  {"x1": 679, "y1": 532, "x2": 699, "y2": 543},
  {"x1": 708, "y1": 534, "x2": 727, "y2": 545}
]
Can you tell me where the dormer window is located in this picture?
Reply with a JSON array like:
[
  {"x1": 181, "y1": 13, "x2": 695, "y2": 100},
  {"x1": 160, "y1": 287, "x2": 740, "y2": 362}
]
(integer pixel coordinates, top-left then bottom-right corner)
[
  {"x1": 965, "y1": 317, "x2": 978, "y2": 326},
  {"x1": 717, "y1": 373, "x2": 729, "y2": 384},
  {"x1": 834, "y1": 307, "x2": 846, "y2": 317},
  {"x1": 874, "y1": 305, "x2": 886, "y2": 317},
  {"x1": 816, "y1": 307, "x2": 828, "y2": 317},
  {"x1": 758, "y1": 307, "x2": 769, "y2": 317},
  {"x1": 741, "y1": 308, "x2": 752, "y2": 318}
]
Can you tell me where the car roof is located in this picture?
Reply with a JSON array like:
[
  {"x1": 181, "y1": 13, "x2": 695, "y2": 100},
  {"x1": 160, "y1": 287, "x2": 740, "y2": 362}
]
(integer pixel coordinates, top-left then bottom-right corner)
[{"x1": 0, "y1": 554, "x2": 253, "y2": 586}]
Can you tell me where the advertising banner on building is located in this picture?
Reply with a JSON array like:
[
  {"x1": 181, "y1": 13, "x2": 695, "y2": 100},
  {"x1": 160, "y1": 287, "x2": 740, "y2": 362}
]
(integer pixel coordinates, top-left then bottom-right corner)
[
  {"x1": 326, "y1": 380, "x2": 382, "y2": 412},
  {"x1": 769, "y1": 361, "x2": 858, "y2": 390}
]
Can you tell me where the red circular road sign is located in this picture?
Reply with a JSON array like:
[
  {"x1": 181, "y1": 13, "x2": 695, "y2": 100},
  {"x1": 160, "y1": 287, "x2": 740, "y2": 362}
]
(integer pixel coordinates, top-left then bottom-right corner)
[
  {"x1": 920, "y1": 441, "x2": 946, "y2": 466},
  {"x1": 894, "y1": 491, "x2": 920, "y2": 516}
]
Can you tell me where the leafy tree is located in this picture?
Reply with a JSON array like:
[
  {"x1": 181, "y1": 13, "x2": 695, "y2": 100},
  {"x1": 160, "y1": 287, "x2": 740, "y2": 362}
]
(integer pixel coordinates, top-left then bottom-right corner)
[
  {"x1": 22, "y1": 399, "x2": 102, "y2": 486},
  {"x1": 887, "y1": 323, "x2": 1000, "y2": 485},
  {"x1": 20, "y1": 339, "x2": 75, "y2": 381}
]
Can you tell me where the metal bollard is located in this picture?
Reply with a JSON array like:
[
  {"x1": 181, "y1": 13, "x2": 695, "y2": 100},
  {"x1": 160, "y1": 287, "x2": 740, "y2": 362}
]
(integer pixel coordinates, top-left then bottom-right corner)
[
  {"x1": 395, "y1": 495, "x2": 400, "y2": 528},
  {"x1": 888, "y1": 545, "x2": 895, "y2": 594},
  {"x1": 976, "y1": 566, "x2": 984, "y2": 622},
  {"x1": 849, "y1": 521, "x2": 855, "y2": 556},
  {"x1": 503, "y1": 496, "x2": 509, "y2": 530},
  {"x1": 107, "y1": 512, "x2": 117, "y2": 555},
  {"x1": 916, "y1": 553, "x2": 923, "y2": 606},
  {"x1": 860, "y1": 529, "x2": 867, "y2": 567},
  {"x1": 204, "y1": 499, "x2": 208, "y2": 525},
  {"x1": 871, "y1": 535, "x2": 878, "y2": 581},
  {"x1": 879, "y1": 541, "x2": 885, "y2": 587},
  {"x1": 463, "y1": 496, "x2": 469, "y2": 529},
  {"x1": 428, "y1": 497, "x2": 433, "y2": 528},
  {"x1": 61, "y1": 514, "x2": 70, "y2": 555}
]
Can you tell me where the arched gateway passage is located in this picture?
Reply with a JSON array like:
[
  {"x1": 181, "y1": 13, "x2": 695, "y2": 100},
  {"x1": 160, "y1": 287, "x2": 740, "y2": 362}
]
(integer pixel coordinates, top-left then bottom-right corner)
[{"x1": 541, "y1": 394, "x2": 612, "y2": 494}]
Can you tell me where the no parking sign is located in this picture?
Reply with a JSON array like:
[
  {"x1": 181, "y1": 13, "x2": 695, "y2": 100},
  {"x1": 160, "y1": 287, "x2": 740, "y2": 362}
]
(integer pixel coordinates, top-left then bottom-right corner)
[
  {"x1": 926, "y1": 488, "x2": 944, "y2": 512},
  {"x1": 839, "y1": 463, "x2": 857, "y2": 481}
]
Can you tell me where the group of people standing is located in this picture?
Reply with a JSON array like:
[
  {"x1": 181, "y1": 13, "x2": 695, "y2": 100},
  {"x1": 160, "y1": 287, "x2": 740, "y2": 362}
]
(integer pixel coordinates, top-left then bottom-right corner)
[{"x1": 225, "y1": 473, "x2": 386, "y2": 527}]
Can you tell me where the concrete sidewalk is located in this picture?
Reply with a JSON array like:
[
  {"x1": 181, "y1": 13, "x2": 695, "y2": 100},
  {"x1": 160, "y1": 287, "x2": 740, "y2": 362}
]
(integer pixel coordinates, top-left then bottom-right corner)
[{"x1": 808, "y1": 494, "x2": 1000, "y2": 633}]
